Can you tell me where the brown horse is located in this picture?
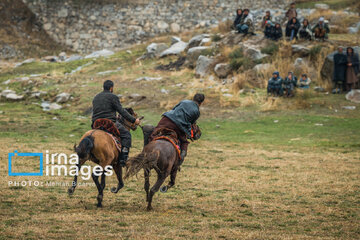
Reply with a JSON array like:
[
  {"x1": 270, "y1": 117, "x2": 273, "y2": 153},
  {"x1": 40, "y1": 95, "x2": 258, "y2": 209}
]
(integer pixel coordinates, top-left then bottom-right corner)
[
  {"x1": 125, "y1": 123, "x2": 201, "y2": 211},
  {"x1": 68, "y1": 109, "x2": 139, "y2": 207}
]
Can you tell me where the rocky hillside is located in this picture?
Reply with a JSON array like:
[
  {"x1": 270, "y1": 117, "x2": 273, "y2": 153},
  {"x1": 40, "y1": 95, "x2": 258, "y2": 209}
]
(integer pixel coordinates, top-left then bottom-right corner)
[{"x1": 0, "y1": 0, "x2": 65, "y2": 60}]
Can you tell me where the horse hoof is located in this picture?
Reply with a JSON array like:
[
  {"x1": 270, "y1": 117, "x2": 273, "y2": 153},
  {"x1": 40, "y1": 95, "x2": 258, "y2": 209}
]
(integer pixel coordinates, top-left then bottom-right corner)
[
  {"x1": 111, "y1": 187, "x2": 118, "y2": 193},
  {"x1": 67, "y1": 188, "x2": 74, "y2": 196},
  {"x1": 147, "y1": 206, "x2": 153, "y2": 211},
  {"x1": 97, "y1": 204, "x2": 103, "y2": 208},
  {"x1": 160, "y1": 186, "x2": 168, "y2": 193}
]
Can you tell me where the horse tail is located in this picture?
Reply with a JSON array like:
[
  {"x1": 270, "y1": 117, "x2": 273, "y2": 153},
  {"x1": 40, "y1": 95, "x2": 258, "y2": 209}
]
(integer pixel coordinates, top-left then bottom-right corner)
[
  {"x1": 75, "y1": 135, "x2": 94, "y2": 159},
  {"x1": 124, "y1": 150, "x2": 160, "y2": 179}
]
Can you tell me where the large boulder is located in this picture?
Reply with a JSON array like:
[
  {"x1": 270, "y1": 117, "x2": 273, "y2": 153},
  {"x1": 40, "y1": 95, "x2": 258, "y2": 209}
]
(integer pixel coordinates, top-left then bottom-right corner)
[
  {"x1": 55, "y1": 92, "x2": 71, "y2": 103},
  {"x1": 160, "y1": 41, "x2": 188, "y2": 57},
  {"x1": 65, "y1": 55, "x2": 83, "y2": 62},
  {"x1": 214, "y1": 63, "x2": 231, "y2": 78},
  {"x1": 346, "y1": 90, "x2": 360, "y2": 103},
  {"x1": 186, "y1": 46, "x2": 212, "y2": 68},
  {"x1": 145, "y1": 43, "x2": 168, "y2": 58},
  {"x1": 195, "y1": 55, "x2": 214, "y2": 78},
  {"x1": 85, "y1": 49, "x2": 114, "y2": 59},
  {"x1": 244, "y1": 46, "x2": 268, "y2": 60},
  {"x1": 188, "y1": 34, "x2": 211, "y2": 49},
  {"x1": 291, "y1": 45, "x2": 311, "y2": 57},
  {"x1": 5, "y1": 93, "x2": 24, "y2": 101}
]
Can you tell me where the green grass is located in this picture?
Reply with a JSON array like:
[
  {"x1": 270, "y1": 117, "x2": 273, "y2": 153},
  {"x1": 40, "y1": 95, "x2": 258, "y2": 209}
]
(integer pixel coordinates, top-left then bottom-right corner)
[{"x1": 296, "y1": 0, "x2": 358, "y2": 10}]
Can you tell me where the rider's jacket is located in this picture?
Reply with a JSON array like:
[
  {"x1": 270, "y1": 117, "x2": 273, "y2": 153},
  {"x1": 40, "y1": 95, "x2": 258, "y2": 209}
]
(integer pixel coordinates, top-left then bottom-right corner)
[
  {"x1": 92, "y1": 90, "x2": 136, "y2": 123},
  {"x1": 163, "y1": 100, "x2": 200, "y2": 138}
]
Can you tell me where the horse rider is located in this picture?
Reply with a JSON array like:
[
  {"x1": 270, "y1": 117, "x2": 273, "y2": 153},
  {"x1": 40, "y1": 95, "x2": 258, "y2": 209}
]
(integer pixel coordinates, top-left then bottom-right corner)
[
  {"x1": 152, "y1": 93, "x2": 205, "y2": 165},
  {"x1": 92, "y1": 80, "x2": 141, "y2": 166}
]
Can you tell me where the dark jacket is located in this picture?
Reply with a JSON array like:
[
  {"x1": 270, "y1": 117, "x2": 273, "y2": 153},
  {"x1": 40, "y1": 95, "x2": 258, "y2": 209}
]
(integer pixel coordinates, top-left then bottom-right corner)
[
  {"x1": 272, "y1": 25, "x2": 283, "y2": 40},
  {"x1": 347, "y1": 52, "x2": 360, "y2": 75},
  {"x1": 264, "y1": 25, "x2": 273, "y2": 38},
  {"x1": 285, "y1": 18, "x2": 300, "y2": 37},
  {"x1": 92, "y1": 90, "x2": 136, "y2": 123},
  {"x1": 234, "y1": 10, "x2": 243, "y2": 27},
  {"x1": 261, "y1": 15, "x2": 272, "y2": 28},
  {"x1": 333, "y1": 53, "x2": 348, "y2": 82},
  {"x1": 163, "y1": 100, "x2": 200, "y2": 138},
  {"x1": 283, "y1": 75, "x2": 297, "y2": 89}
]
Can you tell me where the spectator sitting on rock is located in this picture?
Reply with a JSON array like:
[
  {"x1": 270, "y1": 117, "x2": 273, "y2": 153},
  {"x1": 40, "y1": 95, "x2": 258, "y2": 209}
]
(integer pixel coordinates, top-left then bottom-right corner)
[
  {"x1": 298, "y1": 74, "x2": 311, "y2": 89},
  {"x1": 268, "y1": 71, "x2": 283, "y2": 96},
  {"x1": 236, "y1": 9, "x2": 255, "y2": 35},
  {"x1": 283, "y1": 72, "x2": 297, "y2": 97},
  {"x1": 286, "y1": 17, "x2": 300, "y2": 41},
  {"x1": 345, "y1": 47, "x2": 359, "y2": 91},
  {"x1": 332, "y1": 47, "x2": 347, "y2": 93},
  {"x1": 233, "y1": 9, "x2": 243, "y2": 30},
  {"x1": 264, "y1": 21, "x2": 274, "y2": 39},
  {"x1": 312, "y1": 17, "x2": 330, "y2": 40},
  {"x1": 285, "y1": 2, "x2": 297, "y2": 21},
  {"x1": 261, "y1": 10, "x2": 272, "y2": 28},
  {"x1": 299, "y1": 19, "x2": 312, "y2": 40},
  {"x1": 271, "y1": 23, "x2": 283, "y2": 41}
]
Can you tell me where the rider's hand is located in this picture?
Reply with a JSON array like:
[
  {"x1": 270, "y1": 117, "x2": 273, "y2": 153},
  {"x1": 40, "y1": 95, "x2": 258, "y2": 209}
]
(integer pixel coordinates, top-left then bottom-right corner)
[{"x1": 134, "y1": 118, "x2": 141, "y2": 125}]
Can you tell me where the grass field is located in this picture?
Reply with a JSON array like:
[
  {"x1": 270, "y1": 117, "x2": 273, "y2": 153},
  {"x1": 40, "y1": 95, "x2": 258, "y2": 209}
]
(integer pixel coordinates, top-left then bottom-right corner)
[{"x1": 1, "y1": 37, "x2": 360, "y2": 239}]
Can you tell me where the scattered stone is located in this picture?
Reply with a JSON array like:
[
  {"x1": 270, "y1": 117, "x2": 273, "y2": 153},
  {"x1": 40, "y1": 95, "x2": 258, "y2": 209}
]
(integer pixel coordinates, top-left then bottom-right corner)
[
  {"x1": 126, "y1": 50, "x2": 132, "y2": 54},
  {"x1": 15, "y1": 58, "x2": 35, "y2": 68},
  {"x1": 3, "y1": 79, "x2": 11, "y2": 85},
  {"x1": 253, "y1": 63, "x2": 271, "y2": 73},
  {"x1": 65, "y1": 55, "x2": 83, "y2": 62},
  {"x1": 314, "y1": 123, "x2": 323, "y2": 126},
  {"x1": 244, "y1": 46, "x2": 267, "y2": 60},
  {"x1": 69, "y1": 61, "x2": 93, "y2": 74},
  {"x1": 200, "y1": 38, "x2": 211, "y2": 46},
  {"x1": 274, "y1": 120, "x2": 279, "y2": 123},
  {"x1": 144, "y1": 43, "x2": 168, "y2": 59},
  {"x1": 1, "y1": 89, "x2": 15, "y2": 97},
  {"x1": 135, "y1": 76, "x2": 162, "y2": 82},
  {"x1": 43, "y1": 102, "x2": 62, "y2": 111},
  {"x1": 128, "y1": 94, "x2": 146, "y2": 102},
  {"x1": 291, "y1": 45, "x2": 311, "y2": 57},
  {"x1": 188, "y1": 34, "x2": 210, "y2": 49},
  {"x1": 161, "y1": 89, "x2": 169, "y2": 94},
  {"x1": 342, "y1": 106, "x2": 356, "y2": 110},
  {"x1": 59, "y1": 52, "x2": 67, "y2": 61},
  {"x1": 345, "y1": 89, "x2": 360, "y2": 103},
  {"x1": 30, "y1": 91, "x2": 47, "y2": 99},
  {"x1": 314, "y1": 86, "x2": 325, "y2": 92},
  {"x1": 294, "y1": 58, "x2": 304, "y2": 67},
  {"x1": 214, "y1": 63, "x2": 231, "y2": 78},
  {"x1": 315, "y1": 3, "x2": 329, "y2": 10},
  {"x1": 157, "y1": 21, "x2": 169, "y2": 31},
  {"x1": 239, "y1": 88, "x2": 256, "y2": 94},
  {"x1": 170, "y1": 23, "x2": 180, "y2": 33},
  {"x1": 55, "y1": 92, "x2": 71, "y2": 103},
  {"x1": 160, "y1": 41, "x2": 188, "y2": 57},
  {"x1": 186, "y1": 46, "x2": 212, "y2": 68},
  {"x1": 5, "y1": 93, "x2": 24, "y2": 101},
  {"x1": 195, "y1": 55, "x2": 214, "y2": 78},
  {"x1": 171, "y1": 36, "x2": 181, "y2": 45},
  {"x1": 223, "y1": 93, "x2": 233, "y2": 97},
  {"x1": 97, "y1": 67, "x2": 122, "y2": 75},
  {"x1": 155, "y1": 56, "x2": 186, "y2": 71},
  {"x1": 43, "y1": 56, "x2": 58, "y2": 62},
  {"x1": 84, "y1": 49, "x2": 114, "y2": 59}
]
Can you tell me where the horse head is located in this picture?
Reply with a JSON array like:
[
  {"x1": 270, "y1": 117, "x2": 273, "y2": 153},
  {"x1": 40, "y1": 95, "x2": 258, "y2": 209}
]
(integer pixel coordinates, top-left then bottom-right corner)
[{"x1": 191, "y1": 123, "x2": 202, "y2": 141}]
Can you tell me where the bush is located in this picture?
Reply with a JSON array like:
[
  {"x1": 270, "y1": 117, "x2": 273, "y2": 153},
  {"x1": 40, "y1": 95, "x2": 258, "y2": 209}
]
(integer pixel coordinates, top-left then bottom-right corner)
[
  {"x1": 211, "y1": 34, "x2": 222, "y2": 42},
  {"x1": 261, "y1": 43, "x2": 279, "y2": 55},
  {"x1": 309, "y1": 45, "x2": 323, "y2": 61},
  {"x1": 228, "y1": 48, "x2": 244, "y2": 71}
]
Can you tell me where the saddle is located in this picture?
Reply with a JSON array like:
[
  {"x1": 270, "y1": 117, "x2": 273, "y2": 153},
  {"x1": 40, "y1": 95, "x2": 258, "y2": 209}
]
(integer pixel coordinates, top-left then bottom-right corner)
[
  {"x1": 150, "y1": 127, "x2": 181, "y2": 160},
  {"x1": 92, "y1": 118, "x2": 122, "y2": 151}
]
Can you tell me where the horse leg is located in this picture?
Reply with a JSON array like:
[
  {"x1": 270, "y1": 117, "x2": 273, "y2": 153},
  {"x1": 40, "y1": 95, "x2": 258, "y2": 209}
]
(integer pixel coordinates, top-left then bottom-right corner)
[
  {"x1": 144, "y1": 169, "x2": 150, "y2": 202},
  {"x1": 111, "y1": 165, "x2": 124, "y2": 194},
  {"x1": 92, "y1": 173, "x2": 104, "y2": 208},
  {"x1": 161, "y1": 167, "x2": 178, "y2": 193},
  {"x1": 68, "y1": 164, "x2": 81, "y2": 195},
  {"x1": 147, "y1": 173, "x2": 166, "y2": 211}
]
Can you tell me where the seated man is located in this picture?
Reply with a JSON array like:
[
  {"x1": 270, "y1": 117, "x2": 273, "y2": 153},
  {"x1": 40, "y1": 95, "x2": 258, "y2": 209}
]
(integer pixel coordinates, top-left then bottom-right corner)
[
  {"x1": 264, "y1": 21, "x2": 274, "y2": 39},
  {"x1": 261, "y1": 10, "x2": 272, "y2": 28},
  {"x1": 285, "y1": 17, "x2": 300, "y2": 40},
  {"x1": 236, "y1": 9, "x2": 255, "y2": 35},
  {"x1": 298, "y1": 74, "x2": 311, "y2": 89},
  {"x1": 233, "y1": 9, "x2": 243, "y2": 29},
  {"x1": 299, "y1": 19, "x2": 312, "y2": 40},
  {"x1": 92, "y1": 80, "x2": 141, "y2": 166},
  {"x1": 271, "y1": 23, "x2": 283, "y2": 41},
  {"x1": 283, "y1": 72, "x2": 297, "y2": 97},
  {"x1": 312, "y1": 17, "x2": 330, "y2": 40},
  {"x1": 268, "y1": 71, "x2": 283, "y2": 96},
  {"x1": 151, "y1": 93, "x2": 204, "y2": 165}
]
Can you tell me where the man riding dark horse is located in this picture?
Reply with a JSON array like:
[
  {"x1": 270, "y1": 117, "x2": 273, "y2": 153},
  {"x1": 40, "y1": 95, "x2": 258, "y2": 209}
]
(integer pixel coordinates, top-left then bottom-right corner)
[
  {"x1": 151, "y1": 93, "x2": 205, "y2": 165},
  {"x1": 92, "y1": 80, "x2": 141, "y2": 166}
]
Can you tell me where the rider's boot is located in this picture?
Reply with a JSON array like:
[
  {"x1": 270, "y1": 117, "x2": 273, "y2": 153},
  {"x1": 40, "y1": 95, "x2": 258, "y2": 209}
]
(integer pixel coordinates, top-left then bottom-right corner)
[{"x1": 118, "y1": 147, "x2": 129, "y2": 167}]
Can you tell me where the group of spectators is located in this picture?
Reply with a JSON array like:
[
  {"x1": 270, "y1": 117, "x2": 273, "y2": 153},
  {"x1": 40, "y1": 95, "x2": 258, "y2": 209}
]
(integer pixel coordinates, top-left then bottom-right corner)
[
  {"x1": 267, "y1": 71, "x2": 311, "y2": 97},
  {"x1": 333, "y1": 47, "x2": 360, "y2": 93},
  {"x1": 234, "y1": 2, "x2": 330, "y2": 41}
]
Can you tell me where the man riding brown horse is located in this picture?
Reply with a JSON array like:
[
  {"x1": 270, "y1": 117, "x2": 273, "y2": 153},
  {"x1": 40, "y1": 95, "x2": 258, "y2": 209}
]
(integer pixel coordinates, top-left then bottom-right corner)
[
  {"x1": 149, "y1": 93, "x2": 205, "y2": 165},
  {"x1": 92, "y1": 80, "x2": 141, "y2": 166}
]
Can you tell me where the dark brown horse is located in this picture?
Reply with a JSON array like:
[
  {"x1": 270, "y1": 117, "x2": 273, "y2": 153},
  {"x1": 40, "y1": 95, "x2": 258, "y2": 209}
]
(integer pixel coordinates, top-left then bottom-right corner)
[
  {"x1": 125, "y1": 123, "x2": 201, "y2": 211},
  {"x1": 68, "y1": 109, "x2": 140, "y2": 207}
]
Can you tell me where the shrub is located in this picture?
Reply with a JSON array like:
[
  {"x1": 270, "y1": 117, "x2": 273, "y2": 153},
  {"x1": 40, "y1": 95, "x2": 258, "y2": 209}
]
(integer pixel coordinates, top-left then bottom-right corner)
[
  {"x1": 309, "y1": 45, "x2": 323, "y2": 61},
  {"x1": 211, "y1": 34, "x2": 222, "y2": 42},
  {"x1": 261, "y1": 43, "x2": 279, "y2": 55}
]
